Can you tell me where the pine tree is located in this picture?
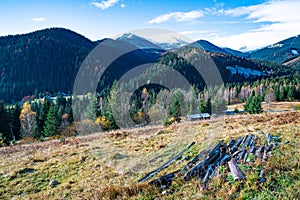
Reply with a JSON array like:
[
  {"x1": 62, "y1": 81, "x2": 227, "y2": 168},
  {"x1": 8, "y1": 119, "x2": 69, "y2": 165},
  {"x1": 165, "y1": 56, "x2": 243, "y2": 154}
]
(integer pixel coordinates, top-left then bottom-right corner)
[
  {"x1": 273, "y1": 85, "x2": 280, "y2": 101},
  {"x1": 244, "y1": 95, "x2": 253, "y2": 112},
  {"x1": 85, "y1": 96, "x2": 98, "y2": 121},
  {"x1": 8, "y1": 104, "x2": 21, "y2": 141},
  {"x1": 37, "y1": 98, "x2": 51, "y2": 134},
  {"x1": 187, "y1": 100, "x2": 193, "y2": 114},
  {"x1": 0, "y1": 101, "x2": 9, "y2": 143},
  {"x1": 287, "y1": 85, "x2": 295, "y2": 101},
  {"x1": 244, "y1": 93, "x2": 263, "y2": 114},
  {"x1": 174, "y1": 89, "x2": 186, "y2": 115},
  {"x1": 44, "y1": 104, "x2": 60, "y2": 137},
  {"x1": 251, "y1": 95, "x2": 263, "y2": 114},
  {"x1": 165, "y1": 92, "x2": 181, "y2": 125},
  {"x1": 105, "y1": 82, "x2": 119, "y2": 129},
  {"x1": 102, "y1": 99, "x2": 118, "y2": 130},
  {"x1": 198, "y1": 98, "x2": 207, "y2": 113},
  {"x1": 279, "y1": 85, "x2": 287, "y2": 101}
]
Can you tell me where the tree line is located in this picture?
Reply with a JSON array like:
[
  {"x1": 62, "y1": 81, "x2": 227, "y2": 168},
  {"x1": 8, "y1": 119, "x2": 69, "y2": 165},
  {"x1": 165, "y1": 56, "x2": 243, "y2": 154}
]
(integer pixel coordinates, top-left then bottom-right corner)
[{"x1": 0, "y1": 74, "x2": 300, "y2": 146}]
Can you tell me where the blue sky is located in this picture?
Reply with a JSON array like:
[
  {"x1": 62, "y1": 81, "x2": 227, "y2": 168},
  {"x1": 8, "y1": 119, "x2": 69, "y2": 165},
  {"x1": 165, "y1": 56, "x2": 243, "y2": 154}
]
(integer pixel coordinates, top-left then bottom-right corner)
[{"x1": 1, "y1": 0, "x2": 300, "y2": 51}]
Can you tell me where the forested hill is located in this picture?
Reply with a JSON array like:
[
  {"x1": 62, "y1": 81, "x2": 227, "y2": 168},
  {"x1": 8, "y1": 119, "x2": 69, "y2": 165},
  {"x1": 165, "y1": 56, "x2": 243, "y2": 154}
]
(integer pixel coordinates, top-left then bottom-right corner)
[
  {"x1": 0, "y1": 28, "x2": 295, "y2": 103},
  {"x1": 250, "y1": 34, "x2": 300, "y2": 66},
  {"x1": 0, "y1": 28, "x2": 96, "y2": 102},
  {"x1": 153, "y1": 47, "x2": 285, "y2": 89}
]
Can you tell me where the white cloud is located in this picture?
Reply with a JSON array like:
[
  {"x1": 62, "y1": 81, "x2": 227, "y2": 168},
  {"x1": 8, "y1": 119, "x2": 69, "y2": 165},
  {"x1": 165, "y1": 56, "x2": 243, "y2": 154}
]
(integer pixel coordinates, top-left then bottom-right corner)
[
  {"x1": 92, "y1": 0, "x2": 119, "y2": 10},
  {"x1": 222, "y1": 0, "x2": 300, "y2": 23},
  {"x1": 31, "y1": 17, "x2": 47, "y2": 22},
  {"x1": 211, "y1": 0, "x2": 300, "y2": 50},
  {"x1": 120, "y1": 3, "x2": 126, "y2": 8},
  {"x1": 149, "y1": 10, "x2": 204, "y2": 24}
]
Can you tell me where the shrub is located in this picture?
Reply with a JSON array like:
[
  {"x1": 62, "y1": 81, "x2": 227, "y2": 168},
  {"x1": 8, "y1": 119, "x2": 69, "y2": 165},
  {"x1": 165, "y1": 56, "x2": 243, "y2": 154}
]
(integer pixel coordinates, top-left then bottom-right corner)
[{"x1": 294, "y1": 105, "x2": 300, "y2": 111}]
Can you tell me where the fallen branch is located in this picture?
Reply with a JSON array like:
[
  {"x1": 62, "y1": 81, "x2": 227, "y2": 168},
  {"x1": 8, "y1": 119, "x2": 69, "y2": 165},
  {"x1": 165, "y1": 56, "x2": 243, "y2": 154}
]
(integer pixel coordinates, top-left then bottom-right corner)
[{"x1": 138, "y1": 142, "x2": 195, "y2": 182}]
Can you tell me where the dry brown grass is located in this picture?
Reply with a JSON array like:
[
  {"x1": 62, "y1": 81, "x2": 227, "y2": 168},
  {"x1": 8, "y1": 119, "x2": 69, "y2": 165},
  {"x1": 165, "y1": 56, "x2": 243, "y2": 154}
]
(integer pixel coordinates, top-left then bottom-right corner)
[
  {"x1": 227, "y1": 101, "x2": 300, "y2": 111},
  {"x1": 0, "y1": 110, "x2": 299, "y2": 199}
]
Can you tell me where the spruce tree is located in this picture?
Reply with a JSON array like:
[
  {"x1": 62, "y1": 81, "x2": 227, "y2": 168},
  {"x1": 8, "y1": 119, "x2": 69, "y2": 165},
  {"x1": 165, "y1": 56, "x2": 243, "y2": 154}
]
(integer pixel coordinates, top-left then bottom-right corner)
[
  {"x1": 273, "y1": 85, "x2": 280, "y2": 101},
  {"x1": 166, "y1": 92, "x2": 181, "y2": 123},
  {"x1": 105, "y1": 82, "x2": 119, "y2": 129},
  {"x1": 198, "y1": 98, "x2": 207, "y2": 113},
  {"x1": 44, "y1": 104, "x2": 60, "y2": 137},
  {"x1": 37, "y1": 98, "x2": 51, "y2": 134},
  {"x1": 174, "y1": 89, "x2": 186, "y2": 115},
  {"x1": 0, "y1": 101, "x2": 9, "y2": 143},
  {"x1": 287, "y1": 85, "x2": 295, "y2": 101},
  {"x1": 244, "y1": 93, "x2": 263, "y2": 114},
  {"x1": 8, "y1": 104, "x2": 21, "y2": 141},
  {"x1": 251, "y1": 95, "x2": 263, "y2": 114},
  {"x1": 244, "y1": 95, "x2": 253, "y2": 112},
  {"x1": 85, "y1": 96, "x2": 98, "y2": 121}
]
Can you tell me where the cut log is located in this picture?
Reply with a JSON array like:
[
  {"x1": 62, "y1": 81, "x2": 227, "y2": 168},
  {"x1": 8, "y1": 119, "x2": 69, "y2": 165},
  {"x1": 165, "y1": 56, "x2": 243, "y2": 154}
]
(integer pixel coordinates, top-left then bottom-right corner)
[
  {"x1": 180, "y1": 147, "x2": 211, "y2": 174},
  {"x1": 184, "y1": 159, "x2": 207, "y2": 181},
  {"x1": 255, "y1": 146, "x2": 264, "y2": 160},
  {"x1": 262, "y1": 148, "x2": 268, "y2": 162},
  {"x1": 230, "y1": 136, "x2": 243, "y2": 153},
  {"x1": 184, "y1": 141, "x2": 225, "y2": 181},
  {"x1": 218, "y1": 154, "x2": 231, "y2": 166},
  {"x1": 228, "y1": 158, "x2": 245, "y2": 181},
  {"x1": 227, "y1": 138, "x2": 235, "y2": 148},
  {"x1": 138, "y1": 142, "x2": 195, "y2": 182},
  {"x1": 231, "y1": 150, "x2": 241, "y2": 158},
  {"x1": 240, "y1": 135, "x2": 249, "y2": 147},
  {"x1": 150, "y1": 170, "x2": 180, "y2": 187}
]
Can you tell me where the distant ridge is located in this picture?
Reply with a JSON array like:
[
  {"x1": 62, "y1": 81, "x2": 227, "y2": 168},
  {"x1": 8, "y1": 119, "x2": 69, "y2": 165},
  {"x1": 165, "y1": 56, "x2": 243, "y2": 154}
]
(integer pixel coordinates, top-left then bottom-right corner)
[
  {"x1": 116, "y1": 33, "x2": 162, "y2": 50},
  {"x1": 250, "y1": 34, "x2": 300, "y2": 64},
  {"x1": 0, "y1": 27, "x2": 297, "y2": 102}
]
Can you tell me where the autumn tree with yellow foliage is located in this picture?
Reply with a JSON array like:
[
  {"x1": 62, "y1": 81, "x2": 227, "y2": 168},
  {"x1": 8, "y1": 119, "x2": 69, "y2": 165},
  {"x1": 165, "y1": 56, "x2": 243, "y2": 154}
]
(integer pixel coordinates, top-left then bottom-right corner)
[{"x1": 19, "y1": 102, "x2": 38, "y2": 138}]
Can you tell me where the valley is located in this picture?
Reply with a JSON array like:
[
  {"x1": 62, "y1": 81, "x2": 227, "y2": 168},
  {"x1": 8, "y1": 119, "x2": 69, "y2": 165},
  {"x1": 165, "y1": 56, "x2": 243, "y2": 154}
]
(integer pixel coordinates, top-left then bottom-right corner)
[
  {"x1": 0, "y1": 108, "x2": 299, "y2": 199},
  {"x1": 0, "y1": 27, "x2": 300, "y2": 200}
]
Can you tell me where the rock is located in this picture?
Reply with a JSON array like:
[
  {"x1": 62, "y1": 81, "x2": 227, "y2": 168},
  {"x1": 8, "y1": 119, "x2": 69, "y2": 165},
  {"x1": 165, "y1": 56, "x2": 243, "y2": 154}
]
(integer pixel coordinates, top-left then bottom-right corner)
[{"x1": 49, "y1": 180, "x2": 59, "y2": 188}]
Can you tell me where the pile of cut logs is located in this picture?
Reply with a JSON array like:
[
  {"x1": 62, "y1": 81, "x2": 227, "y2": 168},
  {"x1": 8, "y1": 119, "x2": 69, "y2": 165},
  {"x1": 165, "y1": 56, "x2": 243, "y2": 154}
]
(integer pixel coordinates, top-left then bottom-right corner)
[{"x1": 138, "y1": 130, "x2": 288, "y2": 189}]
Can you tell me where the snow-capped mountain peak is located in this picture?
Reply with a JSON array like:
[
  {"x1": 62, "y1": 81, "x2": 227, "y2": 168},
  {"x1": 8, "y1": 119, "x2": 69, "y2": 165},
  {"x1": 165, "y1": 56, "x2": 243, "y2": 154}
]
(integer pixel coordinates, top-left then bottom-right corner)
[{"x1": 115, "y1": 33, "x2": 162, "y2": 50}]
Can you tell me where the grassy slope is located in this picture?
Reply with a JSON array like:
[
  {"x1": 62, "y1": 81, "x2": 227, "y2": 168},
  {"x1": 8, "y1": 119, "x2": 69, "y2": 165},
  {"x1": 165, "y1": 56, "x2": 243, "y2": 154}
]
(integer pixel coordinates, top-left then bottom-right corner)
[{"x1": 0, "y1": 110, "x2": 300, "y2": 200}]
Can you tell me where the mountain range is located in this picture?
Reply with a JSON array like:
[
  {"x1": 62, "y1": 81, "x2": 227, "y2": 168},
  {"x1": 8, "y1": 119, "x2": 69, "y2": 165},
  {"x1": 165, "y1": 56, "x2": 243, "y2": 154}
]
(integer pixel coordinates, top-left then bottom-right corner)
[
  {"x1": 0, "y1": 27, "x2": 298, "y2": 103},
  {"x1": 250, "y1": 35, "x2": 300, "y2": 64}
]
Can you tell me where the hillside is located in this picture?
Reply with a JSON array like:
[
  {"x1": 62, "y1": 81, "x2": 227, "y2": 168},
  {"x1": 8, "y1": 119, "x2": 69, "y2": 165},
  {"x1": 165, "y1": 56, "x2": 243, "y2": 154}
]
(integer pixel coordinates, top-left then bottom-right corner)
[
  {"x1": 188, "y1": 40, "x2": 250, "y2": 58},
  {"x1": 250, "y1": 34, "x2": 300, "y2": 65},
  {"x1": 1, "y1": 110, "x2": 299, "y2": 199},
  {"x1": 0, "y1": 28, "x2": 96, "y2": 102},
  {"x1": 282, "y1": 55, "x2": 300, "y2": 67},
  {"x1": 222, "y1": 47, "x2": 250, "y2": 58},
  {"x1": 188, "y1": 40, "x2": 228, "y2": 54},
  {"x1": 157, "y1": 47, "x2": 285, "y2": 86},
  {"x1": 0, "y1": 29, "x2": 160, "y2": 102},
  {"x1": 0, "y1": 28, "x2": 296, "y2": 103}
]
